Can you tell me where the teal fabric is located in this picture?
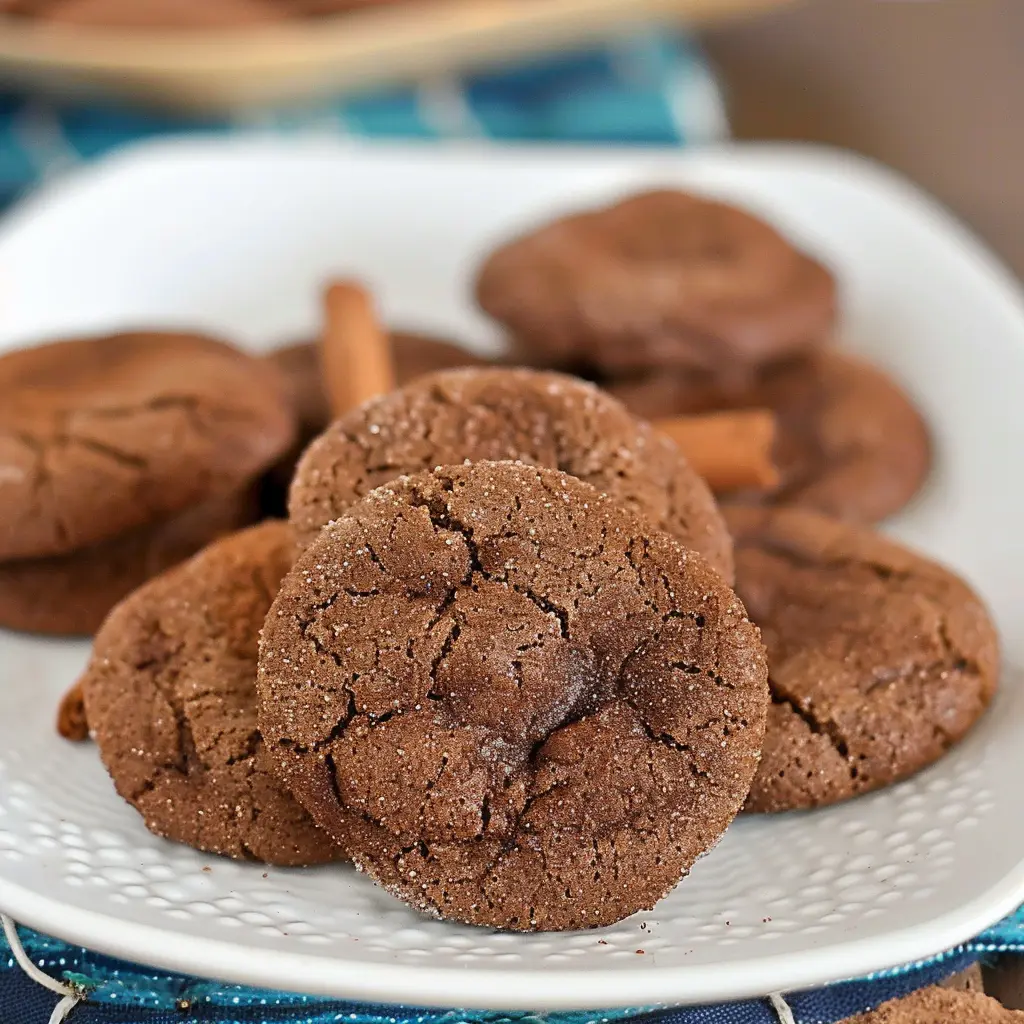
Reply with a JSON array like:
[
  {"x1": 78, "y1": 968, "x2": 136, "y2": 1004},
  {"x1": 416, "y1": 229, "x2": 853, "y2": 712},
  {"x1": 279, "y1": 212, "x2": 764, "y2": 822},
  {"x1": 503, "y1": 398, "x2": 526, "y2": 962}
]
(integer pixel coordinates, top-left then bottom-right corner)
[
  {"x1": 3, "y1": 909, "x2": 1023, "y2": 1022},
  {"x1": 0, "y1": 32, "x2": 721, "y2": 206}
]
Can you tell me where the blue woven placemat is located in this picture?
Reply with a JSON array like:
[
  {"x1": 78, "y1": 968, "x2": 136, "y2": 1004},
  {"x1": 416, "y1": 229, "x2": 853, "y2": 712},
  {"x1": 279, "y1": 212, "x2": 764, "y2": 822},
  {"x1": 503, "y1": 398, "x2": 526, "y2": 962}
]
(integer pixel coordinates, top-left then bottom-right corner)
[{"x1": 3, "y1": 906, "x2": 1024, "y2": 1023}]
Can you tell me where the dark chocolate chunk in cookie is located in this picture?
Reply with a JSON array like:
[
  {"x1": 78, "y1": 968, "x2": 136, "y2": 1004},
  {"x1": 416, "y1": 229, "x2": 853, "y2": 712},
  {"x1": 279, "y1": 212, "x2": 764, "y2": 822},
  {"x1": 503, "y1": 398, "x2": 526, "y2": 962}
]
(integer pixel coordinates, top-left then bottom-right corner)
[
  {"x1": 259, "y1": 461, "x2": 767, "y2": 929},
  {"x1": 0, "y1": 332, "x2": 295, "y2": 560},
  {"x1": 81, "y1": 521, "x2": 342, "y2": 865},
  {"x1": 609, "y1": 351, "x2": 931, "y2": 523},
  {"x1": 476, "y1": 189, "x2": 836, "y2": 378},
  {"x1": 288, "y1": 366, "x2": 734, "y2": 581},
  {"x1": 0, "y1": 488, "x2": 255, "y2": 637},
  {"x1": 727, "y1": 506, "x2": 999, "y2": 812}
]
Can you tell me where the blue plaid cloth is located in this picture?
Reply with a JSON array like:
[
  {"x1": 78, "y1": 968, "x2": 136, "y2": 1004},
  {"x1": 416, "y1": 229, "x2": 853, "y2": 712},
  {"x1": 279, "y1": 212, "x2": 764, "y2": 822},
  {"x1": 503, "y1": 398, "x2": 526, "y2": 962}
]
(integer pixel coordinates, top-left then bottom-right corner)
[
  {"x1": 0, "y1": 30, "x2": 724, "y2": 206},
  {"x1": 1, "y1": 26, "x2": 1021, "y2": 1024}
]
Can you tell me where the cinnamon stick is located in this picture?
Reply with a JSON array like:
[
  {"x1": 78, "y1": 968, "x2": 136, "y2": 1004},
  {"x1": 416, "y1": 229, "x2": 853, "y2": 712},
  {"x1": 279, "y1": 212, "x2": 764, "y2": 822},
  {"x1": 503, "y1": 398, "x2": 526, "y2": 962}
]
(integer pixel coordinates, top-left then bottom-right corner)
[
  {"x1": 56, "y1": 679, "x2": 89, "y2": 742},
  {"x1": 320, "y1": 280, "x2": 396, "y2": 417},
  {"x1": 655, "y1": 409, "x2": 779, "y2": 494}
]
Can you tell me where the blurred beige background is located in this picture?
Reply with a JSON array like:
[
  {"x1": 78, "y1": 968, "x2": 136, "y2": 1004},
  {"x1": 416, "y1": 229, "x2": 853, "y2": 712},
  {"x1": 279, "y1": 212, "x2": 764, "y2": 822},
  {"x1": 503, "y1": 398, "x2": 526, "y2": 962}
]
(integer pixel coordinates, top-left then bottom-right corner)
[{"x1": 700, "y1": 0, "x2": 1024, "y2": 277}]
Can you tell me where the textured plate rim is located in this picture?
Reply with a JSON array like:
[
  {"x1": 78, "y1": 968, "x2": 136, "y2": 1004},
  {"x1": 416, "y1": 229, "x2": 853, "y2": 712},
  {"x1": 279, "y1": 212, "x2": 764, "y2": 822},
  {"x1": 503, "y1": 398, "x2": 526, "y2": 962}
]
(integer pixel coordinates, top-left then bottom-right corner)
[{"x1": 2, "y1": 836, "x2": 1023, "y2": 1010}]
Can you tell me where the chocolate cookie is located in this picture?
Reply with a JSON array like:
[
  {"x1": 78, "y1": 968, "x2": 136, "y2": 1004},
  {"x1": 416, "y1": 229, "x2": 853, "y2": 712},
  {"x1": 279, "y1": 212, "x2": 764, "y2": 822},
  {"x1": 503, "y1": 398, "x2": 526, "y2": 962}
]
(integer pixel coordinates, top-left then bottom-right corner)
[
  {"x1": 0, "y1": 488, "x2": 255, "y2": 637},
  {"x1": 476, "y1": 189, "x2": 836, "y2": 378},
  {"x1": 0, "y1": 332, "x2": 295, "y2": 560},
  {"x1": 726, "y1": 506, "x2": 999, "y2": 812},
  {"x1": 81, "y1": 521, "x2": 341, "y2": 865},
  {"x1": 609, "y1": 351, "x2": 931, "y2": 523},
  {"x1": 288, "y1": 367, "x2": 734, "y2": 581},
  {"x1": 844, "y1": 987, "x2": 1024, "y2": 1023},
  {"x1": 259, "y1": 461, "x2": 767, "y2": 930}
]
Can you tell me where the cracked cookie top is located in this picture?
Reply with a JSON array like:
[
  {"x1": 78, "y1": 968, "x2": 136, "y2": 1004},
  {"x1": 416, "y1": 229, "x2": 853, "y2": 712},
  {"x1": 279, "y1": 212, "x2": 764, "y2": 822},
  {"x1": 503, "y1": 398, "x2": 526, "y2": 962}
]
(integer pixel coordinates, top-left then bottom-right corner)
[
  {"x1": 80, "y1": 520, "x2": 342, "y2": 866},
  {"x1": 260, "y1": 461, "x2": 767, "y2": 930},
  {"x1": 726, "y1": 506, "x2": 1000, "y2": 812},
  {"x1": 474, "y1": 189, "x2": 836, "y2": 378},
  {"x1": 288, "y1": 366, "x2": 734, "y2": 583},
  {"x1": 0, "y1": 332, "x2": 296, "y2": 559}
]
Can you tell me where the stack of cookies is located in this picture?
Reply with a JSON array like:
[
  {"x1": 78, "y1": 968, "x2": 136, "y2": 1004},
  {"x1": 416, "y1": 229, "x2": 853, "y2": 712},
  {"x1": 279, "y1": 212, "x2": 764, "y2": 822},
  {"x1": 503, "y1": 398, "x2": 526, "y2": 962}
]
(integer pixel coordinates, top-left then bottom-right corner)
[
  {"x1": 0, "y1": 331, "x2": 294, "y2": 635},
  {"x1": 8, "y1": 185, "x2": 1000, "y2": 935},
  {"x1": 477, "y1": 188, "x2": 931, "y2": 524},
  {"x1": 472, "y1": 188, "x2": 995, "y2": 817}
]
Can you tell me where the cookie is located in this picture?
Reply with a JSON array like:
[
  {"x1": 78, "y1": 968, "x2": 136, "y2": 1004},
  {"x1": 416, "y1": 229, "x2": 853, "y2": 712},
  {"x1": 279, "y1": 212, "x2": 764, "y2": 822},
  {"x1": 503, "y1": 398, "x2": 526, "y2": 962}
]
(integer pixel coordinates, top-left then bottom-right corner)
[
  {"x1": 0, "y1": 488, "x2": 255, "y2": 637},
  {"x1": 81, "y1": 521, "x2": 341, "y2": 865},
  {"x1": 726, "y1": 506, "x2": 999, "y2": 812},
  {"x1": 609, "y1": 351, "x2": 931, "y2": 523},
  {"x1": 259, "y1": 461, "x2": 767, "y2": 930},
  {"x1": 476, "y1": 189, "x2": 836, "y2": 378},
  {"x1": 0, "y1": 332, "x2": 295, "y2": 561},
  {"x1": 57, "y1": 680, "x2": 88, "y2": 741},
  {"x1": 843, "y1": 986, "x2": 1024, "y2": 1023},
  {"x1": 288, "y1": 367, "x2": 734, "y2": 582}
]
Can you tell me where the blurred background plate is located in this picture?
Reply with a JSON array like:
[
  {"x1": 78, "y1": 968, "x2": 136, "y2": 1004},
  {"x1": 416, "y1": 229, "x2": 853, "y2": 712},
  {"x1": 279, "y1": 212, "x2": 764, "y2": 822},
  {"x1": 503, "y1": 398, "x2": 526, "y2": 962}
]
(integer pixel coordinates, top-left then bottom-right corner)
[{"x1": 0, "y1": 0, "x2": 789, "y2": 112}]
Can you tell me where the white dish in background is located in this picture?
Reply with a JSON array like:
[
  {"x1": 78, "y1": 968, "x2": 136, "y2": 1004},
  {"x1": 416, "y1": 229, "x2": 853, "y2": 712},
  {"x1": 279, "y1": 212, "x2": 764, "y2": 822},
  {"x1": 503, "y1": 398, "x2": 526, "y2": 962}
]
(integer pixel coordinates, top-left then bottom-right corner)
[{"x1": 0, "y1": 140, "x2": 1023, "y2": 1011}]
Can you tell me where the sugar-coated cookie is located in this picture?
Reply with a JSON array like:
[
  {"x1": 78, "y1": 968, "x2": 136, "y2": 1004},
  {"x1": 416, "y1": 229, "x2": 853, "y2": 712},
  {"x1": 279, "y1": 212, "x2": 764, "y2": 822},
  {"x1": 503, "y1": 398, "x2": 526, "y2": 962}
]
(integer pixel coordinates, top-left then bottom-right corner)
[
  {"x1": 259, "y1": 461, "x2": 767, "y2": 929},
  {"x1": 81, "y1": 521, "x2": 342, "y2": 865},
  {"x1": 727, "y1": 506, "x2": 998, "y2": 812},
  {"x1": 289, "y1": 366, "x2": 734, "y2": 581}
]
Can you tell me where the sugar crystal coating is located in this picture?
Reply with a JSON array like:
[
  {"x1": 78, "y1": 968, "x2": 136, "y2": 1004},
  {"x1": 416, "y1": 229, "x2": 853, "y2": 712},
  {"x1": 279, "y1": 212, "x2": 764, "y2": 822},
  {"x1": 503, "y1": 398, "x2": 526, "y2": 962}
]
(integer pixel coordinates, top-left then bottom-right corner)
[
  {"x1": 289, "y1": 366, "x2": 733, "y2": 581},
  {"x1": 81, "y1": 521, "x2": 342, "y2": 865},
  {"x1": 261, "y1": 461, "x2": 767, "y2": 930},
  {"x1": 727, "y1": 505, "x2": 1000, "y2": 812}
]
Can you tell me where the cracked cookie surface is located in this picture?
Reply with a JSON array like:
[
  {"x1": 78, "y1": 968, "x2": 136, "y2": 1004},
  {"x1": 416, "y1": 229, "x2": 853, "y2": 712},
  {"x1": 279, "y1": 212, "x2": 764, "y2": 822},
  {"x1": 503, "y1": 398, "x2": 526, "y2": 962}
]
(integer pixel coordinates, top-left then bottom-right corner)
[
  {"x1": 81, "y1": 520, "x2": 342, "y2": 865},
  {"x1": 0, "y1": 332, "x2": 295, "y2": 559},
  {"x1": 288, "y1": 367, "x2": 734, "y2": 582},
  {"x1": 260, "y1": 461, "x2": 767, "y2": 930},
  {"x1": 609, "y1": 351, "x2": 931, "y2": 524},
  {"x1": 726, "y1": 506, "x2": 999, "y2": 812},
  {"x1": 0, "y1": 487, "x2": 255, "y2": 636},
  {"x1": 475, "y1": 189, "x2": 836, "y2": 378}
]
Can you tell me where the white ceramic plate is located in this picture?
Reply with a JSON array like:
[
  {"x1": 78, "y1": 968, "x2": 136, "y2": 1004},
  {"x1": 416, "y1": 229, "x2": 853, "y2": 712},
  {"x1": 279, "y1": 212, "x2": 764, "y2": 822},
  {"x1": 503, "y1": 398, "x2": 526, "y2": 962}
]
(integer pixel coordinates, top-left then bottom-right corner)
[{"x1": 1, "y1": 140, "x2": 1023, "y2": 1012}]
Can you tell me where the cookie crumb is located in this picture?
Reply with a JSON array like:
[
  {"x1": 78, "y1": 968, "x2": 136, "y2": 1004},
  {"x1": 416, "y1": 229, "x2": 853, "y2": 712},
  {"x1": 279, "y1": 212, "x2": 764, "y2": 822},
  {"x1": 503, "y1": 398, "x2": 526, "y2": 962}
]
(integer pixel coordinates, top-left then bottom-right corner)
[{"x1": 56, "y1": 681, "x2": 89, "y2": 742}]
